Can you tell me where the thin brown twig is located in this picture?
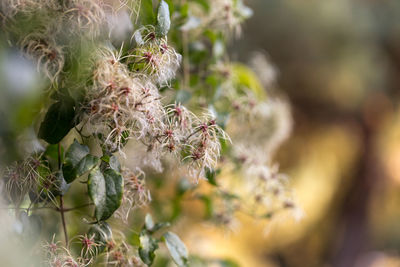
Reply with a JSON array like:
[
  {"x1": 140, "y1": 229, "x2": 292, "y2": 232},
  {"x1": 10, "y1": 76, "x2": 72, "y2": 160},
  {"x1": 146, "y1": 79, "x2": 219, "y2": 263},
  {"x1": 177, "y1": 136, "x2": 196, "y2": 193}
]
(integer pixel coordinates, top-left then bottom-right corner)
[
  {"x1": 57, "y1": 203, "x2": 94, "y2": 212},
  {"x1": 57, "y1": 143, "x2": 69, "y2": 246},
  {"x1": 59, "y1": 195, "x2": 69, "y2": 246}
]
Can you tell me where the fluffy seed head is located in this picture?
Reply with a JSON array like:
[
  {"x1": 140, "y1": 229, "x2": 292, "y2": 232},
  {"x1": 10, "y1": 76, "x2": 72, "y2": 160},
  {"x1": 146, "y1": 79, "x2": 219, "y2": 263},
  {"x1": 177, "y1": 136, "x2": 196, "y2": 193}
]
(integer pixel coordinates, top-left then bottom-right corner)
[{"x1": 115, "y1": 168, "x2": 151, "y2": 223}]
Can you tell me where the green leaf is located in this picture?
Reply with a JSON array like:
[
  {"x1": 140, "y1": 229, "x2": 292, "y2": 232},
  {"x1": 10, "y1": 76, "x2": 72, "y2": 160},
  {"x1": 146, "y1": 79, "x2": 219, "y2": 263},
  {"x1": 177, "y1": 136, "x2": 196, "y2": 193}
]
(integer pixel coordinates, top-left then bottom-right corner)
[
  {"x1": 65, "y1": 140, "x2": 90, "y2": 165},
  {"x1": 139, "y1": 230, "x2": 159, "y2": 266},
  {"x1": 88, "y1": 221, "x2": 112, "y2": 254},
  {"x1": 177, "y1": 178, "x2": 192, "y2": 195},
  {"x1": 62, "y1": 140, "x2": 90, "y2": 183},
  {"x1": 109, "y1": 156, "x2": 121, "y2": 172},
  {"x1": 75, "y1": 154, "x2": 100, "y2": 177},
  {"x1": 100, "y1": 154, "x2": 121, "y2": 172},
  {"x1": 145, "y1": 213, "x2": 155, "y2": 230},
  {"x1": 53, "y1": 170, "x2": 70, "y2": 196},
  {"x1": 144, "y1": 213, "x2": 170, "y2": 233},
  {"x1": 205, "y1": 168, "x2": 220, "y2": 186},
  {"x1": 88, "y1": 167, "x2": 106, "y2": 220},
  {"x1": 151, "y1": 222, "x2": 171, "y2": 233},
  {"x1": 101, "y1": 168, "x2": 124, "y2": 220},
  {"x1": 163, "y1": 231, "x2": 189, "y2": 267},
  {"x1": 38, "y1": 100, "x2": 75, "y2": 144},
  {"x1": 88, "y1": 167, "x2": 124, "y2": 221},
  {"x1": 156, "y1": 0, "x2": 171, "y2": 37}
]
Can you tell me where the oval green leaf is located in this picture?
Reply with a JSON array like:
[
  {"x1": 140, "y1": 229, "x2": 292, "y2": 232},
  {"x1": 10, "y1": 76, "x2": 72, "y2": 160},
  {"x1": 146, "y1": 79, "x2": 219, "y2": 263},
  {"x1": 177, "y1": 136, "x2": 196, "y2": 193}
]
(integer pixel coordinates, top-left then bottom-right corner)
[
  {"x1": 88, "y1": 167, "x2": 124, "y2": 221},
  {"x1": 63, "y1": 140, "x2": 91, "y2": 183},
  {"x1": 163, "y1": 231, "x2": 189, "y2": 267},
  {"x1": 139, "y1": 230, "x2": 159, "y2": 266},
  {"x1": 38, "y1": 100, "x2": 75, "y2": 144}
]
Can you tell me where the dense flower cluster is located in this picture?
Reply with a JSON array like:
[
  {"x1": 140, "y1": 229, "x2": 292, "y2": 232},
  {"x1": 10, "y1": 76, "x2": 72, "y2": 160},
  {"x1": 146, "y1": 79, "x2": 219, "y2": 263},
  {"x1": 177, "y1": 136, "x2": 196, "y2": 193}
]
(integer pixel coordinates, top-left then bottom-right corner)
[
  {"x1": 43, "y1": 235, "x2": 87, "y2": 267},
  {"x1": 42, "y1": 228, "x2": 146, "y2": 266},
  {"x1": 3, "y1": 156, "x2": 58, "y2": 206},
  {"x1": 19, "y1": 32, "x2": 65, "y2": 81},
  {"x1": 82, "y1": 42, "x2": 227, "y2": 180},
  {"x1": 115, "y1": 167, "x2": 151, "y2": 223},
  {"x1": 231, "y1": 97, "x2": 302, "y2": 221},
  {"x1": 206, "y1": 56, "x2": 302, "y2": 223},
  {"x1": 0, "y1": 0, "x2": 301, "y2": 265},
  {"x1": 186, "y1": 0, "x2": 253, "y2": 37},
  {"x1": 130, "y1": 26, "x2": 182, "y2": 86},
  {"x1": 103, "y1": 231, "x2": 145, "y2": 267},
  {"x1": 62, "y1": 0, "x2": 107, "y2": 36},
  {"x1": 0, "y1": 0, "x2": 126, "y2": 81},
  {"x1": 84, "y1": 47, "x2": 165, "y2": 153}
]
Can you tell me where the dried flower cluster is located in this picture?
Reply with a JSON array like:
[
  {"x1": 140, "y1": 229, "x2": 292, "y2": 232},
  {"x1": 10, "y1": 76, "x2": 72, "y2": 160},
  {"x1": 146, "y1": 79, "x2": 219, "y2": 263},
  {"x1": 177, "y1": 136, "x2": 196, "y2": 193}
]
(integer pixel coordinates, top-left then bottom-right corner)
[
  {"x1": 223, "y1": 74, "x2": 302, "y2": 222},
  {"x1": 0, "y1": 0, "x2": 129, "y2": 81},
  {"x1": 130, "y1": 26, "x2": 182, "y2": 86},
  {"x1": 0, "y1": 0, "x2": 302, "y2": 265},
  {"x1": 43, "y1": 235, "x2": 87, "y2": 267},
  {"x1": 115, "y1": 168, "x2": 151, "y2": 223},
  {"x1": 103, "y1": 232, "x2": 145, "y2": 267},
  {"x1": 3, "y1": 155, "x2": 59, "y2": 207},
  {"x1": 82, "y1": 42, "x2": 227, "y2": 181},
  {"x1": 186, "y1": 0, "x2": 253, "y2": 37},
  {"x1": 19, "y1": 32, "x2": 65, "y2": 82},
  {"x1": 42, "y1": 229, "x2": 146, "y2": 266},
  {"x1": 83, "y1": 47, "x2": 165, "y2": 153},
  {"x1": 62, "y1": 0, "x2": 107, "y2": 36}
]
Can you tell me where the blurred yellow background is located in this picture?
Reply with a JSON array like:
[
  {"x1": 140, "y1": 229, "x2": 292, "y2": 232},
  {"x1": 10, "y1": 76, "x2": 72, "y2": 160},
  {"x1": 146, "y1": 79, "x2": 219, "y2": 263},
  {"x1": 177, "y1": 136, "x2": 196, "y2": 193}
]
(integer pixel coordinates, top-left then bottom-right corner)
[{"x1": 175, "y1": 1, "x2": 400, "y2": 266}]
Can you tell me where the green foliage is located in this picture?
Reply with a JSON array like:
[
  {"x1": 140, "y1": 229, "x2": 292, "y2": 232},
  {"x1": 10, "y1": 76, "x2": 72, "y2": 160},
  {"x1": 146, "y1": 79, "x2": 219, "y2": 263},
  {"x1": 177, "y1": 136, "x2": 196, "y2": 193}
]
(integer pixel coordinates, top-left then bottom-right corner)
[
  {"x1": 163, "y1": 231, "x2": 189, "y2": 267},
  {"x1": 38, "y1": 99, "x2": 75, "y2": 144},
  {"x1": 138, "y1": 214, "x2": 187, "y2": 266},
  {"x1": 139, "y1": 229, "x2": 159, "y2": 266},
  {"x1": 100, "y1": 154, "x2": 121, "y2": 172},
  {"x1": 0, "y1": 0, "x2": 289, "y2": 266},
  {"x1": 206, "y1": 168, "x2": 219, "y2": 186},
  {"x1": 88, "y1": 167, "x2": 124, "y2": 221},
  {"x1": 74, "y1": 155, "x2": 100, "y2": 179},
  {"x1": 54, "y1": 170, "x2": 70, "y2": 196},
  {"x1": 63, "y1": 140, "x2": 90, "y2": 183}
]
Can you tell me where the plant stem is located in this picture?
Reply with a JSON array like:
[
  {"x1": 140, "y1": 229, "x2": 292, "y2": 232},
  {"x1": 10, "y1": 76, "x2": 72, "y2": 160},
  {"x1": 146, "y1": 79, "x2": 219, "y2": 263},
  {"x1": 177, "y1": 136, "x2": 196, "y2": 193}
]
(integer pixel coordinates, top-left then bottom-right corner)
[
  {"x1": 59, "y1": 196, "x2": 69, "y2": 246},
  {"x1": 57, "y1": 143, "x2": 68, "y2": 246},
  {"x1": 57, "y1": 203, "x2": 94, "y2": 212}
]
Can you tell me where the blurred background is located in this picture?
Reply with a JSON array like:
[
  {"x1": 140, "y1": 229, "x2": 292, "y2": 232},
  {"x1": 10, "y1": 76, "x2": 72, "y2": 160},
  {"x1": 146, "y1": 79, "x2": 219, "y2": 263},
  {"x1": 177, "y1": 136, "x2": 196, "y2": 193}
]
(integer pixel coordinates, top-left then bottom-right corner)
[{"x1": 207, "y1": 0, "x2": 400, "y2": 266}]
